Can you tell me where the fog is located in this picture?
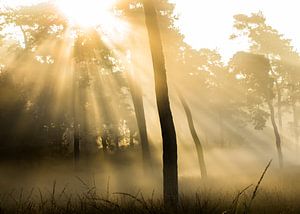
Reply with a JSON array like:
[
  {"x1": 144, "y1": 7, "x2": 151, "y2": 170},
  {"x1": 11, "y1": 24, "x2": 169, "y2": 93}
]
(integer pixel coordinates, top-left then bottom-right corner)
[{"x1": 0, "y1": 1, "x2": 300, "y2": 213}]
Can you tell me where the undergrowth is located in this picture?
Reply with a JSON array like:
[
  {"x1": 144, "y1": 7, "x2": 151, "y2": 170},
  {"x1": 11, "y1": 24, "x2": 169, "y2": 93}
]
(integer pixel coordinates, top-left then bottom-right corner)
[{"x1": 0, "y1": 160, "x2": 299, "y2": 214}]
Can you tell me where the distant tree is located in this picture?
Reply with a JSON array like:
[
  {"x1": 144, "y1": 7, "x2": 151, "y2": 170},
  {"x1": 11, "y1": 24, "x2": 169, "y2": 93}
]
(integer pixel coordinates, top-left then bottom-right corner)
[
  {"x1": 231, "y1": 12, "x2": 300, "y2": 134},
  {"x1": 179, "y1": 47, "x2": 247, "y2": 146},
  {"x1": 177, "y1": 88, "x2": 207, "y2": 178},
  {"x1": 125, "y1": 66, "x2": 152, "y2": 173},
  {"x1": 0, "y1": 3, "x2": 69, "y2": 155},
  {"x1": 72, "y1": 28, "x2": 114, "y2": 161},
  {"x1": 0, "y1": 3, "x2": 66, "y2": 52},
  {"x1": 0, "y1": 68, "x2": 26, "y2": 146},
  {"x1": 285, "y1": 59, "x2": 300, "y2": 144},
  {"x1": 230, "y1": 52, "x2": 283, "y2": 167}
]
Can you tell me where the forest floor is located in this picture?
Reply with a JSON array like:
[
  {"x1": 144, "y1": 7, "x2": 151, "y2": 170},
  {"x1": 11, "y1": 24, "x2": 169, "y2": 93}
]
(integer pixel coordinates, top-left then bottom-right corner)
[{"x1": 0, "y1": 149, "x2": 300, "y2": 213}]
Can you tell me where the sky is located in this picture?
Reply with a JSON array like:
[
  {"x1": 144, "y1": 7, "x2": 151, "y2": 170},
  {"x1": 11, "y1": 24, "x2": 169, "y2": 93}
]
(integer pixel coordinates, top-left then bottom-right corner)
[
  {"x1": 170, "y1": 0, "x2": 300, "y2": 60},
  {"x1": 1, "y1": 0, "x2": 300, "y2": 60}
]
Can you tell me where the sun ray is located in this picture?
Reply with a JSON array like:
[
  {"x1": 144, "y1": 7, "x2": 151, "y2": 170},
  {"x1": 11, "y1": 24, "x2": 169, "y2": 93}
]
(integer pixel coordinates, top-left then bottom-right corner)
[{"x1": 55, "y1": 0, "x2": 117, "y2": 27}]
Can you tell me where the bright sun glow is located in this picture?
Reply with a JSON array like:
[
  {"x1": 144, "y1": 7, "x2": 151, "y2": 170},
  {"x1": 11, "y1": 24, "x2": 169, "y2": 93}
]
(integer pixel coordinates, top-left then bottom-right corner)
[{"x1": 56, "y1": 0, "x2": 116, "y2": 27}]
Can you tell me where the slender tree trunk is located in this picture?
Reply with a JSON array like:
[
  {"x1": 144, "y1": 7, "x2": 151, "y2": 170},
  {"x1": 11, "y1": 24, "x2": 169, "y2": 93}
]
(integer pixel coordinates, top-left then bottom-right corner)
[
  {"x1": 275, "y1": 81, "x2": 283, "y2": 131},
  {"x1": 267, "y1": 99, "x2": 283, "y2": 168},
  {"x1": 102, "y1": 132, "x2": 108, "y2": 153},
  {"x1": 114, "y1": 132, "x2": 120, "y2": 151},
  {"x1": 79, "y1": 74, "x2": 88, "y2": 158},
  {"x1": 19, "y1": 25, "x2": 29, "y2": 50},
  {"x1": 177, "y1": 89, "x2": 207, "y2": 178},
  {"x1": 292, "y1": 101, "x2": 299, "y2": 145},
  {"x1": 129, "y1": 131, "x2": 135, "y2": 148},
  {"x1": 127, "y1": 73, "x2": 152, "y2": 173},
  {"x1": 143, "y1": 0, "x2": 178, "y2": 207},
  {"x1": 90, "y1": 64, "x2": 117, "y2": 155},
  {"x1": 72, "y1": 67, "x2": 80, "y2": 166},
  {"x1": 218, "y1": 109, "x2": 225, "y2": 146},
  {"x1": 74, "y1": 125, "x2": 80, "y2": 163}
]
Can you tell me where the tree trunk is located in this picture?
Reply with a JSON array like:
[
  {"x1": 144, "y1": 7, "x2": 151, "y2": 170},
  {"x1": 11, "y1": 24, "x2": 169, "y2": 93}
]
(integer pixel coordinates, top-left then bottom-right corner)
[
  {"x1": 218, "y1": 109, "x2": 225, "y2": 146},
  {"x1": 102, "y1": 132, "x2": 108, "y2": 153},
  {"x1": 267, "y1": 99, "x2": 283, "y2": 168},
  {"x1": 115, "y1": 133, "x2": 120, "y2": 151},
  {"x1": 129, "y1": 131, "x2": 135, "y2": 148},
  {"x1": 72, "y1": 68, "x2": 80, "y2": 166},
  {"x1": 275, "y1": 81, "x2": 283, "y2": 131},
  {"x1": 143, "y1": 0, "x2": 178, "y2": 207},
  {"x1": 74, "y1": 125, "x2": 80, "y2": 163},
  {"x1": 90, "y1": 64, "x2": 118, "y2": 155},
  {"x1": 177, "y1": 89, "x2": 207, "y2": 178},
  {"x1": 292, "y1": 101, "x2": 299, "y2": 145},
  {"x1": 79, "y1": 73, "x2": 88, "y2": 158},
  {"x1": 127, "y1": 73, "x2": 152, "y2": 173},
  {"x1": 19, "y1": 25, "x2": 29, "y2": 50}
]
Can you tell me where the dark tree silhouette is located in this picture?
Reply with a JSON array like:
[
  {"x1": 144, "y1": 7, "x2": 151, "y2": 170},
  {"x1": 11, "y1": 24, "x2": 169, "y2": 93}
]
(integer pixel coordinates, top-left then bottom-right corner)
[
  {"x1": 142, "y1": 0, "x2": 178, "y2": 207},
  {"x1": 72, "y1": 66, "x2": 80, "y2": 165}
]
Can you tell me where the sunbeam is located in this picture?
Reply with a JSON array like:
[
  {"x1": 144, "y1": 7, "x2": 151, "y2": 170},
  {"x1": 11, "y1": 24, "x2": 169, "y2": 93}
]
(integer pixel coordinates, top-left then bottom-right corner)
[{"x1": 0, "y1": 0, "x2": 300, "y2": 213}]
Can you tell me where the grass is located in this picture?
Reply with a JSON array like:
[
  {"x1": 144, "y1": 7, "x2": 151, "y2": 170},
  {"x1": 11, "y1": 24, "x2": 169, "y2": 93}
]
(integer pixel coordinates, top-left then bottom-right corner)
[
  {"x1": 0, "y1": 152, "x2": 299, "y2": 214},
  {"x1": 0, "y1": 186, "x2": 299, "y2": 214},
  {"x1": 0, "y1": 160, "x2": 300, "y2": 214}
]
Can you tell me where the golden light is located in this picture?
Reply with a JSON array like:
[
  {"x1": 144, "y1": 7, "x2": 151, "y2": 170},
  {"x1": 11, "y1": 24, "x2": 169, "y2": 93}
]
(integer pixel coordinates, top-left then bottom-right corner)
[{"x1": 56, "y1": 0, "x2": 117, "y2": 27}]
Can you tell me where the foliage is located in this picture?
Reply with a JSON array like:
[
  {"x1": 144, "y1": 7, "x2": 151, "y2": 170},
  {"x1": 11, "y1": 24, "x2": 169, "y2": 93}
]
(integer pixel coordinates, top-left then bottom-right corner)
[{"x1": 230, "y1": 52, "x2": 274, "y2": 130}]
